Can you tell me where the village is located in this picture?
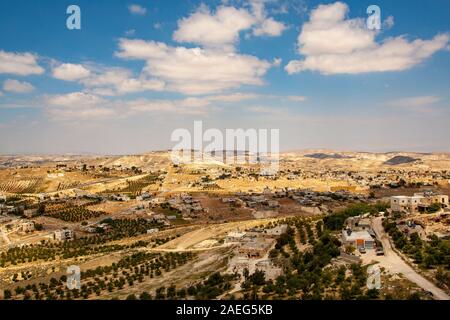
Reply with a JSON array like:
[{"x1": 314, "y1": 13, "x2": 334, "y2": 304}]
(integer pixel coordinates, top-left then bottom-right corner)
[{"x1": 0, "y1": 151, "x2": 449, "y2": 300}]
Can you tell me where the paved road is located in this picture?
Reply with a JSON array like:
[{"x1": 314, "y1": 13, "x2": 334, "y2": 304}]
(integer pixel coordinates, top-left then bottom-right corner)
[{"x1": 371, "y1": 217, "x2": 449, "y2": 300}]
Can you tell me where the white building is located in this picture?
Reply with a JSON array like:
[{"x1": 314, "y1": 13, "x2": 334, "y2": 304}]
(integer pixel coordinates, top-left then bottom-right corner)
[
  {"x1": 342, "y1": 229, "x2": 374, "y2": 249},
  {"x1": 21, "y1": 221, "x2": 35, "y2": 232},
  {"x1": 391, "y1": 195, "x2": 424, "y2": 213},
  {"x1": 391, "y1": 193, "x2": 449, "y2": 213},
  {"x1": 54, "y1": 229, "x2": 74, "y2": 241}
]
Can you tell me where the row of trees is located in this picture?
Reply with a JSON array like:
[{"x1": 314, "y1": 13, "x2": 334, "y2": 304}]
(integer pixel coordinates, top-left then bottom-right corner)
[
  {"x1": 383, "y1": 219, "x2": 450, "y2": 271},
  {"x1": 1, "y1": 218, "x2": 170, "y2": 267},
  {"x1": 3, "y1": 252, "x2": 193, "y2": 300},
  {"x1": 48, "y1": 206, "x2": 105, "y2": 222}
]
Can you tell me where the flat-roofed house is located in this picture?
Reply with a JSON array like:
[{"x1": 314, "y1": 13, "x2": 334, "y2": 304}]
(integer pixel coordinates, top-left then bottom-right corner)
[
  {"x1": 391, "y1": 195, "x2": 424, "y2": 213},
  {"x1": 238, "y1": 239, "x2": 275, "y2": 258},
  {"x1": 391, "y1": 193, "x2": 449, "y2": 213},
  {"x1": 342, "y1": 229, "x2": 374, "y2": 249},
  {"x1": 54, "y1": 229, "x2": 74, "y2": 241}
]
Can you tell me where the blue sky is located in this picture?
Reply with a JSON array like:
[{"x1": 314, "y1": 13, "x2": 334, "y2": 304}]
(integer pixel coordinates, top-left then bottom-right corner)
[{"x1": 0, "y1": 0, "x2": 449, "y2": 154}]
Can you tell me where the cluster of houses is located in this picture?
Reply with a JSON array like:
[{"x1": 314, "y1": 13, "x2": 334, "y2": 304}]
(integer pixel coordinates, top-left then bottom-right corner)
[
  {"x1": 279, "y1": 168, "x2": 449, "y2": 190},
  {"x1": 165, "y1": 193, "x2": 206, "y2": 218},
  {"x1": 390, "y1": 192, "x2": 449, "y2": 214},
  {"x1": 283, "y1": 189, "x2": 367, "y2": 205},
  {"x1": 0, "y1": 204, "x2": 16, "y2": 216},
  {"x1": 225, "y1": 225, "x2": 287, "y2": 281},
  {"x1": 0, "y1": 219, "x2": 35, "y2": 234},
  {"x1": 238, "y1": 193, "x2": 279, "y2": 210},
  {"x1": 220, "y1": 188, "x2": 366, "y2": 215}
]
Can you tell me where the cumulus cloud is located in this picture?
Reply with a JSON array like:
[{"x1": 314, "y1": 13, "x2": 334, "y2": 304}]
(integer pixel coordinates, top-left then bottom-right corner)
[
  {"x1": 173, "y1": 2, "x2": 286, "y2": 51},
  {"x1": 116, "y1": 38, "x2": 271, "y2": 95},
  {"x1": 46, "y1": 92, "x2": 105, "y2": 108},
  {"x1": 52, "y1": 63, "x2": 91, "y2": 81},
  {"x1": 79, "y1": 67, "x2": 165, "y2": 96},
  {"x1": 128, "y1": 4, "x2": 147, "y2": 15},
  {"x1": 253, "y1": 18, "x2": 287, "y2": 37},
  {"x1": 173, "y1": 5, "x2": 255, "y2": 51},
  {"x1": 250, "y1": 0, "x2": 287, "y2": 37},
  {"x1": 3, "y1": 79, "x2": 35, "y2": 93},
  {"x1": 51, "y1": 62, "x2": 165, "y2": 96},
  {"x1": 285, "y1": 2, "x2": 449, "y2": 75},
  {"x1": 0, "y1": 50, "x2": 44, "y2": 76}
]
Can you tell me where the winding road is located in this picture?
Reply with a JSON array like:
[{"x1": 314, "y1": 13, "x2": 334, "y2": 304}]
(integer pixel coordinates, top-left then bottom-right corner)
[{"x1": 371, "y1": 217, "x2": 449, "y2": 300}]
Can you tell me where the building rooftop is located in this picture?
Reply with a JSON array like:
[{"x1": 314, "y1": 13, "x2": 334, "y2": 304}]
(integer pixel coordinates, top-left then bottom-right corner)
[{"x1": 342, "y1": 230, "x2": 373, "y2": 242}]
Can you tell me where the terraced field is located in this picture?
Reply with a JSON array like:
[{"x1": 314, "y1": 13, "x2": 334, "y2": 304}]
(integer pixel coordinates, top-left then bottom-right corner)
[{"x1": 0, "y1": 177, "x2": 44, "y2": 194}]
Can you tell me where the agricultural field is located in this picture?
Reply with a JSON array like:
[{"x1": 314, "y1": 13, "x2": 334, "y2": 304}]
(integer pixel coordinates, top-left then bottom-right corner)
[{"x1": 0, "y1": 177, "x2": 44, "y2": 194}]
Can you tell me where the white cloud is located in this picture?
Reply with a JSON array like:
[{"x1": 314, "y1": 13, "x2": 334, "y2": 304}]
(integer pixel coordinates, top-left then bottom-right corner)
[
  {"x1": 173, "y1": 5, "x2": 255, "y2": 51},
  {"x1": 125, "y1": 97, "x2": 209, "y2": 115},
  {"x1": 173, "y1": 2, "x2": 286, "y2": 51},
  {"x1": 250, "y1": 0, "x2": 287, "y2": 37},
  {"x1": 51, "y1": 62, "x2": 165, "y2": 96},
  {"x1": 52, "y1": 63, "x2": 91, "y2": 81},
  {"x1": 0, "y1": 91, "x2": 3, "y2": 97},
  {"x1": 44, "y1": 92, "x2": 115, "y2": 121},
  {"x1": 288, "y1": 95, "x2": 307, "y2": 102},
  {"x1": 46, "y1": 92, "x2": 105, "y2": 108},
  {"x1": 3, "y1": 79, "x2": 35, "y2": 93},
  {"x1": 80, "y1": 67, "x2": 165, "y2": 96},
  {"x1": 253, "y1": 17, "x2": 286, "y2": 37},
  {"x1": 43, "y1": 91, "x2": 217, "y2": 121},
  {"x1": 0, "y1": 50, "x2": 44, "y2": 76},
  {"x1": 286, "y1": 2, "x2": 449, "y2": 75},
  {"x1": 116, "y1": 39, "x2": 271, "y2": 95},
  {"x1": 128, "y1": 4, "x2": 147, "y2": 15}
]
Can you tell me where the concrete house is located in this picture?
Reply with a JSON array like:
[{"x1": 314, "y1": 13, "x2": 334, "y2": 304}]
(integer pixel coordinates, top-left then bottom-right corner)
[{"x1": 342, "y1": 229, "x2": 374, "y2": 249}]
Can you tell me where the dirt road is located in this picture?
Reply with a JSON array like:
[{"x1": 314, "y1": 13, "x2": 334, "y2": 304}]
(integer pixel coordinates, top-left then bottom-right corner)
[
  {"x1": 371, "y1": 217, "x2": 449, "y2": 300},
  {"x1": 156, "y1": 218, "x2": 277, "y2": 251}
]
